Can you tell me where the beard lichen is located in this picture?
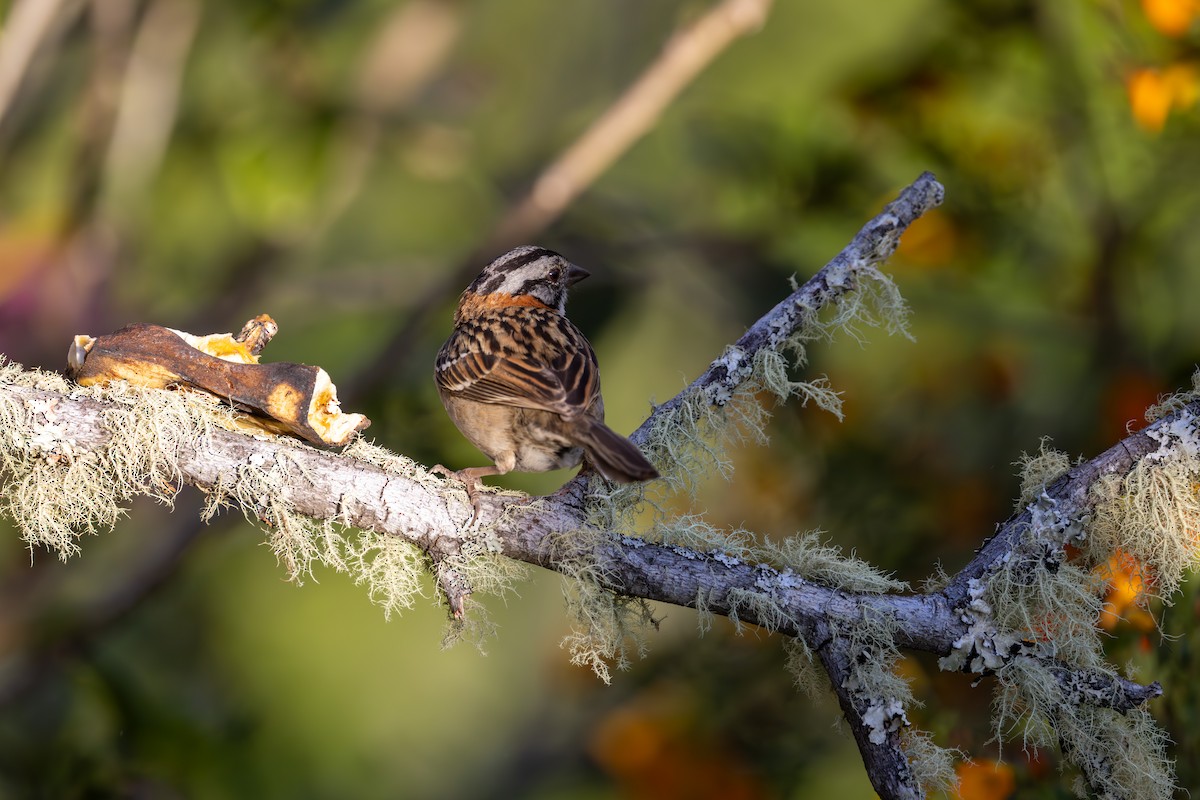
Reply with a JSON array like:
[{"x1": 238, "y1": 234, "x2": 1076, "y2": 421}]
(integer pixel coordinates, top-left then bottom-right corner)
[
  {"x1": 842, "y1": 607, "x2": 914, "y2": 734},
  {"x1": 636, "y1": 330, "x2": 848, "y2": 500},
  {"x1": 1144, "y1": 368, "x2": 1200, "y2": 423},
  {"x1": 543, "y1": 492, "x2": 657, "y2": 683},
  {"x1": 973, "y1": 407, "x2": 1200, "y2": 798},
  {"x1": 725, "y1": 586, "x2": 793, "y2": 634},
  {"x1": 0, "y1": 363, "x2": 436, "y2": 625},
  {"x1": 0, "y1": 361, "x2": 215, "y2": 559},
  {"x1": 1014, "y1": 437, "x2": 1074, "y2": 510},
  {"x1": 782, "y1": 636, "x2": 825, "y2": 698},
  {"x1": 984, "y1": 553, "x2": 1106, "y2": 669},
  {"x1": 991, "y1": 658, "x2": 1174, "y2": 800},
  {"x1": 557, "y1": 527, "x2": 656, "y2": 684},
  {"x1": 552, "y1": 264, "x2": 956, "y2": 788},
  {"x1": 344, "y1": 436, "x2": 519, "y2": 624},
  {"x1": 754, "y1": 531, "x2": 906, "y2": 594},
  {"x1": 834, "y1": 605, "x2": 960, "y2": 797},
  {"x1": 344, "y1": 528, "x2": 429, "y2": 619},
  {"x1": 901, "y1": 728, "x2": 961, "y2": 798},
  {"x1": 201, "y1": 442, "x2": 348, "y2": 580},
  {"x1": 1086, "y1": 415, "x2": 1200, "y2": 603}
]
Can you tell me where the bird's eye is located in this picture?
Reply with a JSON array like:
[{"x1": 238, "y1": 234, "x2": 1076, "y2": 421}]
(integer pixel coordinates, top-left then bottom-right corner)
[{"x1": 548, "y1": 267, "x2": 562, "y2": 281}]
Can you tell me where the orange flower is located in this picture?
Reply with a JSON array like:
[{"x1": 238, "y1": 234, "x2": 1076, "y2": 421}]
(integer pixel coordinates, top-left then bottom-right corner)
[
  {"x1": 1098, "y1": 551, "x2": 1156, "y2": 631},
  {"x1": 1141, "y1": 0, "x2": 1200, "y2": 37},
  {"x1": 589, "y1": 697, "x2": 767, "y2": 800},
  {"x1": 1127, "y1": 64, "x2": 1200, "y2": 132},
  {"x1": 955, "y1": 760, "x2": 1016, "y2": 800},
  {"x1": 895, "y1": 208, "x2": 958, "y2": 269}
]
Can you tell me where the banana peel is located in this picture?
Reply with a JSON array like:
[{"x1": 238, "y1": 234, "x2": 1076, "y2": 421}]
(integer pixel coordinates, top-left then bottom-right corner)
[{"x1": 67, "y1": 314, "x2": 369, "y2": 447}]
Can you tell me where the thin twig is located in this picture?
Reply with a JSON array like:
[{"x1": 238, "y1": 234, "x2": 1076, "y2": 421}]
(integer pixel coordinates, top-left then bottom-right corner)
[
  {"x1": 487, "y1": 0, "x2": 775, "y2": 250},
  {"x1": 103, "y1": 0, "x2": 202, "y2": 200},
  {"x1": 317, "y1": 0, "x2": 464, "y2": 233},
  {"x1": 0, "y1": 0, "x2": 81, "y2": 133}
]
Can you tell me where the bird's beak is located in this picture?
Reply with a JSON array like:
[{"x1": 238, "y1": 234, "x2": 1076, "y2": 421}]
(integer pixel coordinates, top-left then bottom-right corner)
[{"x1": 567, "y1": 264, "x2": 590, "y2": 286}]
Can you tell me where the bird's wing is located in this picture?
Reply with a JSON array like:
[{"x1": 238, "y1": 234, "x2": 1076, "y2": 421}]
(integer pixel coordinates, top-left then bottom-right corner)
[{"x1": 435, "y1": 312, "x2": 598, "y2": 417}]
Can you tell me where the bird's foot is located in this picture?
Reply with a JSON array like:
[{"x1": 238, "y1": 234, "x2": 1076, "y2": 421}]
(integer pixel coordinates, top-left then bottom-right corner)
[{"x1": 431, "y1": 464, "x2": 484, "y2": 527}]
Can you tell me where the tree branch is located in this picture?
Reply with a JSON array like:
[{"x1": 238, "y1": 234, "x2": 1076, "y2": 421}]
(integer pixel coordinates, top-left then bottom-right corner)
[{"x1": 1, "y1": 171, "x2": 1186, "y2": 799}]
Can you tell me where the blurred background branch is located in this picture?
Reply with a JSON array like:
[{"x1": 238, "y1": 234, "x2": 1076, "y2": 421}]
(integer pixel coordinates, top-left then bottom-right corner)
[
  {"x1": 0, "y1": 0, "x2": 82, "y2": 134},
  {"x1": 489, "y1": 0, "x2": 774, "y2": 249},
  {"x1": 102, "y1": 0, "x2": 200, "y2": 202}
]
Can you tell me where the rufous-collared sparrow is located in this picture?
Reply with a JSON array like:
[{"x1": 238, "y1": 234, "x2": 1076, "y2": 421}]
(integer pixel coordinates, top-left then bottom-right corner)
[{"x1": 434, "y1": 246, "x2": 659, "y2": 518}]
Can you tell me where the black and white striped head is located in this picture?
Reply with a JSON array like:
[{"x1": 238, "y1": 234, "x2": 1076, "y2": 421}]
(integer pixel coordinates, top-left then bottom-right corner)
[{"x1": 464, "y1": 246, "x2": 589, "y2": 314}]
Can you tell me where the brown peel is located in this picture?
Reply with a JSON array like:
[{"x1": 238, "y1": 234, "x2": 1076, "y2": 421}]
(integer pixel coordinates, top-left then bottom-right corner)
[{"x1": 66, "y1": 316, "x2": 370, "y2": 447}]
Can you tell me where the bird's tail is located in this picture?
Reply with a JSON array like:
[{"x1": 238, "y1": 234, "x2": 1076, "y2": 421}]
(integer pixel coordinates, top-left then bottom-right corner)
[{"x1": 575, "y1": 417, "x2": 659, "y2": 483}]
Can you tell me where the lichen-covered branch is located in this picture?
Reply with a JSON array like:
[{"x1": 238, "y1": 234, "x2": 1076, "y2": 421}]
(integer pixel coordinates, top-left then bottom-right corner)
[
  {"x1": 1, "y1": 173, "x2": 1194, "y2": 799},
  {"x1": 626, "y1": 171, "x2": 940, "y2": 448},
  {"x1": 818, "y1": 630, "x2": 923, "y2": 800}
]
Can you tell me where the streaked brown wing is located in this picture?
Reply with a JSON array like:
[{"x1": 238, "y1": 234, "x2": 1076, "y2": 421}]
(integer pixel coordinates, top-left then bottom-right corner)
[{"x1": 435, "y1": 311, "x2": 599, "y2": 417}]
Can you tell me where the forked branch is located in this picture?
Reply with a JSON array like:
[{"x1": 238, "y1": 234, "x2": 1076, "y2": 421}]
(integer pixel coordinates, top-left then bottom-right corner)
[{"x1": 1, "y1": 172, "x2": 1189, "y2": 799}]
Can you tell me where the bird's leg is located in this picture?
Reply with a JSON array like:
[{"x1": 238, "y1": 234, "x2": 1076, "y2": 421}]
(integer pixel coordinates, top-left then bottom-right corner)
[{"x1": 430, "y1": 454, "x2": 514, "y2": 526}]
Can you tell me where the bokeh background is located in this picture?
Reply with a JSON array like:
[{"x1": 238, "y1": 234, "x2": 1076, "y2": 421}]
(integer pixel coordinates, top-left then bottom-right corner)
[{"x1": 2, "y1": 0, "x2": 1199, "y2": 798}]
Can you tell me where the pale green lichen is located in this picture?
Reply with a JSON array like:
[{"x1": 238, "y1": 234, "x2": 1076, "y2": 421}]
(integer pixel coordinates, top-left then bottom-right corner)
[
  {"x1": 639, "y1": 389, "x2": 751, "y2": 494},
  {"x1": 976, "y1": 402, "x2": 1200, "y2": 796},
  {"x1": 0, "y1": 358, "x2": 73, "y2": 393},
  {"x1": 614, "y1": 262, "x2": 907, "y2": 514},
  {"x1": 921, "y1": 561, "x2": 951, "y2": 593},
  {"x1": 1061, "y1": 705, "x2": 1173, "y2": 800},
  {"x1": 835, "y1": 604, "x2": 964, "y2": 796},
  {"x1": 3, "y1": 444, "x2": 123, "y2": 557},
  {"x1": 0, "y1": 361, "x2": 218, "y2": 559},
  {"x1": 344, "y1": 529, "x2": 428, "y2": 619},
  {"x1": 202, "y1": 444, "x2": 347, "y2": 580},
  {"x1": 341, "y1": 437, "x2": 431, "y2": 482},
  {"x1": 1144, "y1": 368, "x2": 1200, "y2": 422},
  {"x1": 796, "y1": 264, "x2": 913, "y2": 346},
  {"x1": 753, "y1": 347, "x2": 845, "y2": 422},
  {"x1": 559, "y1": 264, "x2": 912, "y2": 681},
  {"x1": 654, "y1": 514, "x2": 756, "y2": 557},
  {"x1": 755, "y1": 531, "x2": 906, "y2": 594},
  {"x1": 441, "y1": 612, "x2": 499, "y2": 652},
  {"x1": 558, "y1": 541, "x2": 656, "y2": 683},
  {"x1": 443, "y1": 531, "x2": 529, "y2": 601},
  {"x1": 1014, "y1": 437, "x2": 1073, "y2": 509},
  {"x1": 992, "y1": 659, "x2": 1174, "y2": 799},
  {"x1": 901, "y1": 728, "x2": 961, "y2": 798},
  {"x1": 984, "y1": 555, "x2": 1105, "y2": 670},
  {"x1": 525, "y1": 491, "x2": 661, "y2": 682},
  {"x1": 0, "y1": 364, "x2": 419, "y2": 609},
  {"x1": 694, "y1": 587, "x2": 715, "y2": 635},
  {"x1": 651, "y1": 521, "x2": 903, "y2": 599},
  {"x1": 635, "y1": 322, "x2": 851, "y2": 500},
  {"x1": 842, "y1": 607, "x2": 912, "y2": 716},
  {"x1": 1087, "y1": 426, "x2": 1200, "y2": 602},
  {"x1": 969, "y1": 484, "x2": 1103, "y2": 672},
  {"x1": 782, "y1": 636, "x2": 825, "y2": 699},
  {"x1": 834, "y1": 605, "x2": 961, "y2": 797},
  {"x1": 726, "y1": 587, "x2": 792, "y2": 634}
]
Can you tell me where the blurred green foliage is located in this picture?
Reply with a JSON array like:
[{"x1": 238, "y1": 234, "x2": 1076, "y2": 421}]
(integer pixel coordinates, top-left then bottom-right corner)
[{"x1": 1, "y1": 0, "x2": 1199, "y2": 797}]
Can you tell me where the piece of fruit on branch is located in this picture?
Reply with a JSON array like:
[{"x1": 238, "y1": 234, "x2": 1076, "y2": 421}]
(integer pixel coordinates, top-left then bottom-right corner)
[{"x1": 67, "y1": 314, "x2": 369, "y2": 447}]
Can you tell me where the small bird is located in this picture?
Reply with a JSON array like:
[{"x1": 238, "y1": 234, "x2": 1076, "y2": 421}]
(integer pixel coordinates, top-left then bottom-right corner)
[{"x1": 434, "y1": 245, "x2": 659, "y2": 518}]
